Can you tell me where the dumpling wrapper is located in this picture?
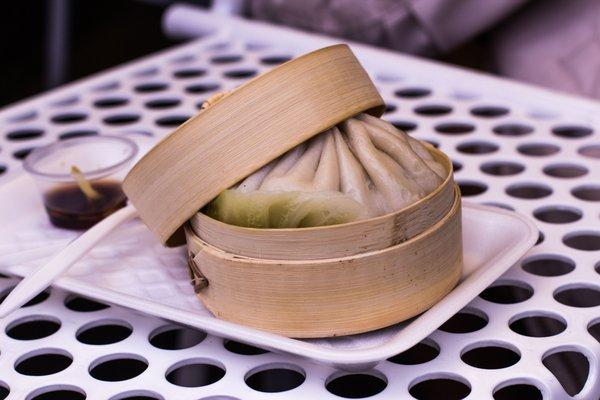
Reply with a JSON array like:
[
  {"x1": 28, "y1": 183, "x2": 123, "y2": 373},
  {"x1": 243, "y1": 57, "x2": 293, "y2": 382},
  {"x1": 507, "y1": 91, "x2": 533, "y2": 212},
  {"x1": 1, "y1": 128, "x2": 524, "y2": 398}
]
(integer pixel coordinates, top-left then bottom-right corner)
[{"x1": 204, "y1": 113, "x2": 446, "y2": 228}]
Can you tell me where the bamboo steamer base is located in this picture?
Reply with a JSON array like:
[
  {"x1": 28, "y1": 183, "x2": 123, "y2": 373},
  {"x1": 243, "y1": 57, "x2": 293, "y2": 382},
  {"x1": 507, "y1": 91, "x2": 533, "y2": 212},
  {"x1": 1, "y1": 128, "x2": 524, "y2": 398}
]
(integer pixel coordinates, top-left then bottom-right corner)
[{"x1": 186, "y1": 186, "x2": 462, "y2": 338}]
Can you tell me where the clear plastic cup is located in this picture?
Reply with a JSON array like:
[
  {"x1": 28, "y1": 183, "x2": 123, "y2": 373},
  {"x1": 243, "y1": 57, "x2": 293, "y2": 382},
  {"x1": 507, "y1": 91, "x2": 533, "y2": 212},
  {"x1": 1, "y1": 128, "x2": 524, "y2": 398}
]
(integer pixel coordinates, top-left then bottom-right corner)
[{"x1": 23, "y1": 136, "x2": 138, "y2": 229}]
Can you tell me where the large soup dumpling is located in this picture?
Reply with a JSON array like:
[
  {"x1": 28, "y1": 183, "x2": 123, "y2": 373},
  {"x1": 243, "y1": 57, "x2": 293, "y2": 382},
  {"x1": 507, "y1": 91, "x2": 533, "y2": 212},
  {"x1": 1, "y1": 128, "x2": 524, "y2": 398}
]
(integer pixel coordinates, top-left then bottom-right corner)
[{"x1": 204, "y1": 113, "x2": 445, "y2": 228}]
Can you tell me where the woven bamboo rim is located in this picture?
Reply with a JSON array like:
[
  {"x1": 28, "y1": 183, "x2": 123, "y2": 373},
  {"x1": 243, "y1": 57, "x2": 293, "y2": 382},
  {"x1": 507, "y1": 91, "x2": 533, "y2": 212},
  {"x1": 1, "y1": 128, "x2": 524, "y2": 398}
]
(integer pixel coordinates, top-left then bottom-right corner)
[
  {"x1": 185, "y1": 186, "x2": 462, "y2": 338},
  {"x1": 123, "y1": 44, "x2": 384, "y2": 245},
  {"x1": 190, "y1": 145, "x2": 454, "y2": 260}
]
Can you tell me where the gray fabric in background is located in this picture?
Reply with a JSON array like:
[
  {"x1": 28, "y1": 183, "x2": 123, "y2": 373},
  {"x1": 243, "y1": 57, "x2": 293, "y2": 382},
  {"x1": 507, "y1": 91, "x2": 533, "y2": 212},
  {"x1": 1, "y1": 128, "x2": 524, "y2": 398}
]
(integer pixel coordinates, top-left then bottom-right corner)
[
  {"x1": 492, "y1": 0, "x2": 600, "y2": 98},
  {"x1": 247, "y1": 0, "x2": 600, "y2": 99}
]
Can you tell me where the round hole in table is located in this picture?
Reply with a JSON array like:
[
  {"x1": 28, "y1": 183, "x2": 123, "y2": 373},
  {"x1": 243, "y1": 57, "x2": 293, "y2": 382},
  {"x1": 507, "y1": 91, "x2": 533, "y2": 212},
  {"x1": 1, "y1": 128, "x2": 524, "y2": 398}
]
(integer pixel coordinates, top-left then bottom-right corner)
[
  {"x1": 578, "y1": 144, "x2": 600, "y2": 158},
  {"x1": 553, "y1": 285, "x2": 600, "y2": 307},
  {"x1": 108, "y1": 390, "x2": 165, "y2": 400},
  {"x1": 493, "y1": 123, "x2": 533, "y2": 137},
  {"x1": 59, "y1": 130, "x2": 98, "y2": 140},
  {"x1": 543, "y1": 163, "x2": 588, "y2": 178},
  {"x1": 166, "y1": 358, "x2": 226, "y2": 387},
  {"x1": 134, "y1": 82, "x2": 169, "y2": 93},
  {"x1": 390, "y1": 120, "x2": 417, "y2": 132},
  {"x1": 415, "y1": 104, "x2": 453, "y2": 116},
  {"x1": 506, "y1": 183, "x2": 552, "y2": 199},
  {"x1": 245, "y1": 363, "x2": 305, "y2": 393},
  {"x1": 6, "y1": 128, "x2": 44, "y2": 141},
  {"x1": 211, "y1": 55, "x2": 243, "y2": 64},
  {"x1": 0, "y1": 382, "x2": 8, "y2": 400},
  {"x1": 325, "y1": 371, "x2": 387, "y2": 398},
  {"x1": 521, "y1": 254, "x2": 575, "y2": 277},
  {"x1": 14, "y1": 348, "x2": 73, "y2": 376},
  {"x1": 244, "y1": 41, "x2": 268, "y2": 51},
  {"x1": 481, "y1": 161, "x2": 524, "y2": 176},
  {"x1": 456, "y1": 140, "x2": 498, "y2": 154},
  {"x1": 103, "y1": 114, "x2": 140, "y2": 125},
  {"x1": 542, "y1": 350, "x2": 589, "y2": 396},
  {"x1": 6, "y1": 109, "x2": 37, "y2": 123},
  {"x1": 1, "y1": 287, "x2": 50, "y2": 307},
  {"x1": 173, "y1": 69, "x2": 206, "y2": 79},
  {"x1": 149, "y1": 325, "x2": 206, "y2": 350},
  {"x1": 460, "y1": 342, "x2": 520, "y2": 369},
  {"x1": 223, "y1": 339, "x2": 269, "y2": 355},
  {"x1": 51, "y1": 96, "x2": 79, "y2": 107},
  {"x1": 452, "y1": 160, "x2": 463, "y2": 172},
  {"x1": 493, "y1": 382, "x2": 543, "y2": 400},
  {"x1": 571, "y1": 185, "x2": 600, "y2": 201},
  {"x1": 260, "y1": 55, "x2": 292, "y2": 65},
  {"x1": 64, "y1": 295, "x2": 110, "y2": 312},
  {"x1": 588, "y1": 320, "x2": 600, "y2": 343},
  {"x1": 439, "y1": 308, "x2": 488, "y2": 333},
  {"x1": 224, "y1": 69, "x2": 257, "y2": 79},
  {"x1": 450, "y1": 89, "x2": 480, "y2": 100},
  {"x1": 186, "y1": 83, "x2": 221, "y2": 94},
  {"x1": 536, "y1": 231, "x2": 545, "y2": 246},
  {"x1": 470, "y1": 105, "x2": 509, "y2": 118},
  {"x1": 509, "y1": 313, "x2": 566, "y2": 337},
  {"x1": 383, "y1": 103, "x2": 397, "y2": 114},
  {"x1": 144, "y1": 98, "x2": 181, "y2": 109},
  {"x1": 533, "y1": 205, "x2": 582, "y2": 224},
  {"x1": 479, "y1": 281, "x2": 533, "y2": 304},
  {"x1": 207, "y1": 42, "x2": 231, "y2": 51},
  {"x1": 93, "y1": 80, "x2": 120, "y2": 92},
  {"x1": 387, "y1": 339, "x2": 439, "y2": 365},
  {"x1": 394, "y1": 87, "x2": 431, "y2": 98},
  {"x1": 93, "y1": 97, "x2": 129, "y2": 108},
  {"x1": 552, "y1": 125, "x2": 593, "y2": 139},
  {"x1": 155, "y1": 115, "x2": 191, "y2": 128},
  {"x1": 458, "y1": 180, "x2": 488, "y2": 197},
  {"x1": 517, "y1": 142, "x2": 560, "y2": 157},
  {"x1": 563, "y1": 231, "x2": 600, "y2": 251},
  {"x1": 5, "y1": 315, "x2": 61, "y2": 340},
  {"x1": 76, "y1": 319, "x2": 133, "y2": 345},
  {"x1": 170, "y1": 54, "x2": 196, "y2": 64},
  {"x1": 26, "y1": 385, "x2": 86, "y2": 400},
  {"x1": 409, "y1": 375, "x2": 471, "y2": 400},
  {"x1": 89, "y1": 353, "x2": 148, "y2": 382},
  {"x1": 13, "y1": 147, "x2": 37, "y2": 160},
  {"x1": 51, "y1": 112, "x2": 87, "y2": 124},
  {"x1": 435, "y1": 122, "x2": 475, "y2": 134},
  {"x1": 132, "y1": 66, "x2": 159, "y2": 77}
]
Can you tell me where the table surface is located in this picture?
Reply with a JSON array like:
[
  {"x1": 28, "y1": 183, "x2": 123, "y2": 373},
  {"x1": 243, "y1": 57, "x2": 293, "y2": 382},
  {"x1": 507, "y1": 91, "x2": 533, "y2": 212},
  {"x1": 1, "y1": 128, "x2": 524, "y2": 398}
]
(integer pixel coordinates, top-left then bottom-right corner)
[{"x1": 0, "y1": 10, "x2": 598, "y2": 400}]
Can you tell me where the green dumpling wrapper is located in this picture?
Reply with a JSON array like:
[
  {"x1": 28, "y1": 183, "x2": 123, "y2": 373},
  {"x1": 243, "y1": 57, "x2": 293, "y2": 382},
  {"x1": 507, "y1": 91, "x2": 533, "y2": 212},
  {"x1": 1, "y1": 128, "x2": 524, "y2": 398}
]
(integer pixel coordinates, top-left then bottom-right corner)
[{"x1": 205, "y1": 189, "x2": 367, "y2": 228}]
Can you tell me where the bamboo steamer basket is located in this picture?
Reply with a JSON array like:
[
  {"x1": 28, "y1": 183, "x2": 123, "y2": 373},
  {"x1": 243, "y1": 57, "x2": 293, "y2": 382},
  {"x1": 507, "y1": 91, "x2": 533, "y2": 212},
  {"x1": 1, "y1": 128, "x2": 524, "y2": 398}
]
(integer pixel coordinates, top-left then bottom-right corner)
[
  {"x1": 185, "y1": 187, "x2": 461, "y2": 338},
  {"x1": 123, "y1": 44, "x2": 463, "y2": 338}
]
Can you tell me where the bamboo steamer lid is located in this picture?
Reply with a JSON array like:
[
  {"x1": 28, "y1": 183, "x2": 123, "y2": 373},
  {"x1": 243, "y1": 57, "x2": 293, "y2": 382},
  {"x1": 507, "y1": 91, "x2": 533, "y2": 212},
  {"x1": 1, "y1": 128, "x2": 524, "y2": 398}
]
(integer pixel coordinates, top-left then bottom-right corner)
[{"x1": 123, "y1": 44, "x2": 385, "y2": 245}]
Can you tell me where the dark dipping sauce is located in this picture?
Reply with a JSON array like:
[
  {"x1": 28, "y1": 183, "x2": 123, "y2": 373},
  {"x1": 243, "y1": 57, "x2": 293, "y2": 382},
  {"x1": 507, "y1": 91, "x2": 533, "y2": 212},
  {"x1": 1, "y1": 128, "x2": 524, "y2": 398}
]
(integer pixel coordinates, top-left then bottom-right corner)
[{"x1": 43, "y1": 180, "x2": 127, "y2": 229}]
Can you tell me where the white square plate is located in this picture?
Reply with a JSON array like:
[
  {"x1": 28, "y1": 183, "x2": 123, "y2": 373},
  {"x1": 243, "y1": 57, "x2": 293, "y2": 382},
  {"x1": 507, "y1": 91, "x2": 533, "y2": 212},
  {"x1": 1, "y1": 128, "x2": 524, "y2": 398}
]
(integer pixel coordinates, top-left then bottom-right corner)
[{"x1": 0, "y1": 175, "x2": 537, "y2": 369}]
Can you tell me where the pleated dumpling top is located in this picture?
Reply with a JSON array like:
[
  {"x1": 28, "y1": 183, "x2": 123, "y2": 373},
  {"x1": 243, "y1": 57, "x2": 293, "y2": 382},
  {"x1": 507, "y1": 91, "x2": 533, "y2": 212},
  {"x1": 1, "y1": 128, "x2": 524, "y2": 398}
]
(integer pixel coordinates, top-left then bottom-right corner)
[{"x1": 205, "y1": 113, "x2": 446, "y2": 228}]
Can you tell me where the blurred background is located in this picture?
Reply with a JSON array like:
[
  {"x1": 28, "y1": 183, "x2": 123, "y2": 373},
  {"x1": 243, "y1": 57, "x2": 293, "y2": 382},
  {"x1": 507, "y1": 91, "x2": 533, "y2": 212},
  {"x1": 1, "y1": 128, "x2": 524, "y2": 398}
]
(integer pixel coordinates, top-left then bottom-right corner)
[{"x1": 3, "y1": 0, "x2": 599, "y2": 108}]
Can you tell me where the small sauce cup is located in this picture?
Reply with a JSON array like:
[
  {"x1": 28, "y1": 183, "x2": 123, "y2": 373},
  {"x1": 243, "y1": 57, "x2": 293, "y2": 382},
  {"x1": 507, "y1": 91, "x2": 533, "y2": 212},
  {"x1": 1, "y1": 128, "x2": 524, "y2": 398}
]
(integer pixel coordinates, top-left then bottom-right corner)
[{"x1": 23, "y1": 136, "x2": 138, "y2": 229}]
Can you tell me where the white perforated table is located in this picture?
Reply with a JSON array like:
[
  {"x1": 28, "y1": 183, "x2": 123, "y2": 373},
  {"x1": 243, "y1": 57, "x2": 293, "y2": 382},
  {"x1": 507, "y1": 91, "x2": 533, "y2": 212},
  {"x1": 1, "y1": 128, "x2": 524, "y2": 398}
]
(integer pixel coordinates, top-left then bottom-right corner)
[{"x1": 0, "y1": 9, "x2": 598, "y2": 400}]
